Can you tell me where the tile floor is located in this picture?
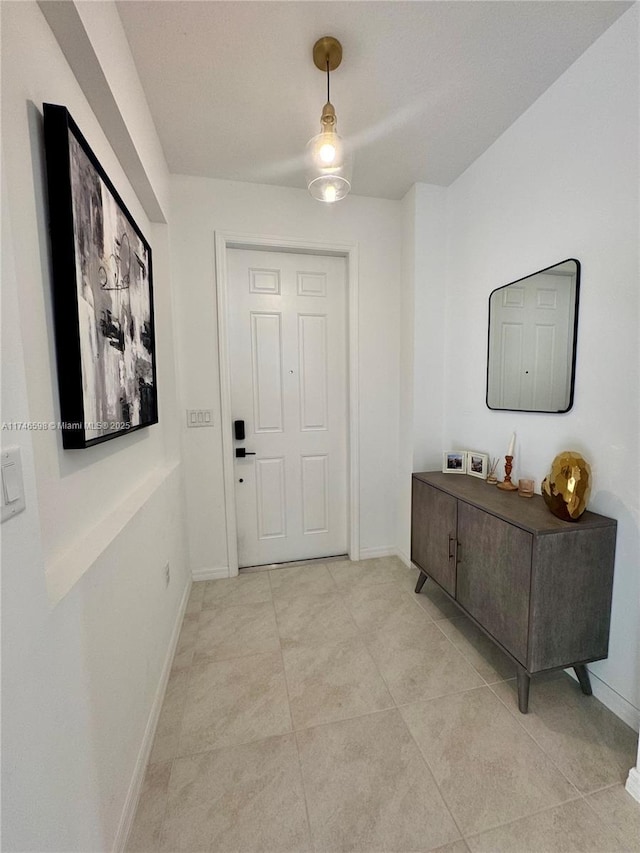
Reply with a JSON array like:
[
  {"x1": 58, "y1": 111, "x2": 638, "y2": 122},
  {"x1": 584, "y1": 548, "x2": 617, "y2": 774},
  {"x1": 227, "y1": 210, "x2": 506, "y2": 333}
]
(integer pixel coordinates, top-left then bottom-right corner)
[{"x1": 127, "y1": 557, "x2": 639, "y2": 852}]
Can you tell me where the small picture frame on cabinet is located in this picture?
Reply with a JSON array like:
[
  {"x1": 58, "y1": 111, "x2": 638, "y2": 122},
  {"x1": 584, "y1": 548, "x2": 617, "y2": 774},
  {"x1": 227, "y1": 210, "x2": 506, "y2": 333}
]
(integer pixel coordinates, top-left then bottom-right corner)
[
  {"x1": 443, "y1": 451, "x2": 467, "y2": 474},
  {"x1": 467, "y1": 451, "x2": 489, "y2": 479}
]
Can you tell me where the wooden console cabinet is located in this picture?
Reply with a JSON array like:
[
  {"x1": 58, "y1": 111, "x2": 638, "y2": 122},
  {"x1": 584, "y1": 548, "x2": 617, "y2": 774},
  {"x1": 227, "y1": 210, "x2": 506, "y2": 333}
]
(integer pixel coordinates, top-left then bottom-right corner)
[{"x1": 411, "y1": 472, "x2": 617, "y2": 712}]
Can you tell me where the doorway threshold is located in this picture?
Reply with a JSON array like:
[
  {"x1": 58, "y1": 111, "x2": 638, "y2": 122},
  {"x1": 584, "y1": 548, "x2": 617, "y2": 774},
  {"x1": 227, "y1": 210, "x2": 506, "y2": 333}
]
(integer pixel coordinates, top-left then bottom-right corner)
[{"x1": 240, "y1": 554, "x2": 349, "y2": 574}]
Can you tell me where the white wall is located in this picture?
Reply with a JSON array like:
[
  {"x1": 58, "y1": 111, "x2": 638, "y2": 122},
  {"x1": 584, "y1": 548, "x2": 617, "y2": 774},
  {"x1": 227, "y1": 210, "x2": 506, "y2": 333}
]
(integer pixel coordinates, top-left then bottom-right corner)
[
  {"x1": 397, "y1": 188, "x2": 418, "y2": 563},
  {"x1": 437, "y1": 7, "x2": 639, "y2": 723},
  {"x1": 1, "y1": 2, "x2": 189, "y2": 849},
  {"x1": 170, "y1": 177, "x2": 402, "y2": 573},
  {"x1": 397, "y1": 184, "x2": 448, "y2": 563}
]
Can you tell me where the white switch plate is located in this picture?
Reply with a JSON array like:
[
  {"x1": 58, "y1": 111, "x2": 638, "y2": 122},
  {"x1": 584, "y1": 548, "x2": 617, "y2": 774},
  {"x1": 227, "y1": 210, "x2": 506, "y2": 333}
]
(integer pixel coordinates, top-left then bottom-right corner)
[
  {"x1": 1, "y1": 447, "x2": 26, "y2": 522},
  {"x1": 186, "y1": 409, "x2": 214, "y2": 428}
]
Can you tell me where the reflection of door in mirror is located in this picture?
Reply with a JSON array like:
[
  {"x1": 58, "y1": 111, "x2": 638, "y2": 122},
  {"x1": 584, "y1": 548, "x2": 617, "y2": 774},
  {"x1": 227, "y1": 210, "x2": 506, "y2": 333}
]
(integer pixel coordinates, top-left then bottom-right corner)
[{"x1": 487, "y1": 260, "x2": 579, "y2": 413}]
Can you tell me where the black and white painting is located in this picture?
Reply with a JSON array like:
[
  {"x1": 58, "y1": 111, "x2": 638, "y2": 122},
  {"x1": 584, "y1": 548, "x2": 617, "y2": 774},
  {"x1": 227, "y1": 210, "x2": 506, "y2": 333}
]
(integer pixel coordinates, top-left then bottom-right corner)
[{"x1": 44, "y1": 104, "x2": 158, "y2": 448}]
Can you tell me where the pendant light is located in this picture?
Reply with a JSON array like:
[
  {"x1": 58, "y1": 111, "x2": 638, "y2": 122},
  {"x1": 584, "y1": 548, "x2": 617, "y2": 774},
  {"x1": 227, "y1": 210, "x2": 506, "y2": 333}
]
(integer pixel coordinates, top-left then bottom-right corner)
[{"x1": 306, "y1": 36, "x2": 353, "y2": 203}]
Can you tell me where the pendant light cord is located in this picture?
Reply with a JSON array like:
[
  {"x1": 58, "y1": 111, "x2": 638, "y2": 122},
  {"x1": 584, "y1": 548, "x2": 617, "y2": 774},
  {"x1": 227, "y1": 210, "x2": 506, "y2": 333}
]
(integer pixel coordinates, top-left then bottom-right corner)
[{"x1": 326, "y1": 57, "x2": 330, "y2": 104}]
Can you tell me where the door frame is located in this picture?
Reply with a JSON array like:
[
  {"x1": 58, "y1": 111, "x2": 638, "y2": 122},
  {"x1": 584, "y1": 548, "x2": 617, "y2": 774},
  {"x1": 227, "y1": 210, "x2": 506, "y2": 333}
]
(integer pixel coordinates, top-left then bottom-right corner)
[{"x1": 214, "y1": 231, "x2": 360, "y2": 577}]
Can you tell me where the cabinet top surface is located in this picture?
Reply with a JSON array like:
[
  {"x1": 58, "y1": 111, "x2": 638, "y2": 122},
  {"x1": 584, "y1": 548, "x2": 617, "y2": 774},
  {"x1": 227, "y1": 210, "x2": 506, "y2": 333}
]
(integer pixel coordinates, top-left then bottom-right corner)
[{"x1": 413, "y1": 472, "x2": 616, "y2": 534}]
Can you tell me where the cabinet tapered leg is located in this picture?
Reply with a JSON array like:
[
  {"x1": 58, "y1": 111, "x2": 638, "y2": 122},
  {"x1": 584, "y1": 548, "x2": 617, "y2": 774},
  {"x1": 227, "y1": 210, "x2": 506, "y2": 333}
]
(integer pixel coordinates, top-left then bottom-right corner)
[
  {"x1": 414, "y1": 571, "x2": 428, "y2": 594},
  {"x1": 517, "y1": 669, "x2": 530, "y2": 713},
  {"x1": 574, "y1": 665, "x2": 592, "y2": 696}
]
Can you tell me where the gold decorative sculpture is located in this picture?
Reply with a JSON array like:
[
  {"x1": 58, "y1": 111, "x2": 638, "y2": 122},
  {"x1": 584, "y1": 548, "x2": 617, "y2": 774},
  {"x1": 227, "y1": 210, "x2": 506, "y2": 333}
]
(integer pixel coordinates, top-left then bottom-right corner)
[{"x1": 541, "y1": 451, "x2": 592, "y2": 521}]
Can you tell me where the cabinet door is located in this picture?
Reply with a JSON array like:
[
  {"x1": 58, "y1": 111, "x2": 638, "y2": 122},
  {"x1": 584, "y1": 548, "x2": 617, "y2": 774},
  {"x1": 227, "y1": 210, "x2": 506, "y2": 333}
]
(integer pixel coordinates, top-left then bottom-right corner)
[
  {"x1": 411, "y1": 480, "x2": 457, "y2": 596},
  {"x1": 456, "y1": 502, "x2": 531, "y2": 664}
]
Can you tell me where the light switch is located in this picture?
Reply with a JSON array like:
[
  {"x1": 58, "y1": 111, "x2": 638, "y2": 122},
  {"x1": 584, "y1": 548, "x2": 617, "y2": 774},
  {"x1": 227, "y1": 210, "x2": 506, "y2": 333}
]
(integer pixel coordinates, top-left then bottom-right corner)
[
  {"x1": 186, "y1": 409, "x2": 214, "y2": 428},
  {"x1": 3, "y1": 462, "x2": 20, "y2": 503},
  {"x1": 1, "y1": 447, "x2": 26, "y2": 522}
]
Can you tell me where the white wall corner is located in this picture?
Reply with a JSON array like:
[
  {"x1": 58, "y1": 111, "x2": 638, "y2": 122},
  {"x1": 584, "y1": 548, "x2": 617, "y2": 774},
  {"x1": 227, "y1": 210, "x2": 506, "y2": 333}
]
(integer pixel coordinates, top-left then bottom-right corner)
[
  {"x1": 396, "y1": 186, "x2": 417, "y2": 560},
  {"x1": 37, "y1": 0, "x2": 170, "y2": 223},
  {"x1": 412, "y1": 182, "x2": 448, "y2": 472},
  {"x1": 395, "y1": 548, "x2": 413, "y2": 569}
]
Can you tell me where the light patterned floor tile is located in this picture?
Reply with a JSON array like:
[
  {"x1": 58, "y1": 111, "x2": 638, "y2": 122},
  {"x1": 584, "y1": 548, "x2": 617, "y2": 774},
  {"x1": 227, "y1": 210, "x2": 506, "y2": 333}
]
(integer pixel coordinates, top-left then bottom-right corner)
[
  {"x1": 185, "y1": 581, "x2": 205, "y2": 615},
  {"x1": 149, "y1": 670, "x2": 189, "y2": 764},
  {"x1": 429, "y1": 841, "x2": 471, "y2": 853},
  {"x1": 282, "y1": 635, "x2": 393, "y2": 729},
  {"x1": 329, "y1": 556, "x2": 412, "y2": 590},
  {"x1": 586, "y1": 783, "x2": 640, "y2": 849},
  {"x1": 125, "y1": 762, "x2": 171, "y2": 852},
  {"x1": 436, "y1": 615, "x2": 517, "y2": 683},
  {"x1": 269, "y1": 563, "x2": 337, "y2": 600},
  {"x1": 129, "y1": 559, "x2": 636, "y2": 852},
  {"x1": 343, "y1": 582, "x2": 432, "y2": 634},
  {"x1": 296, "y1": 710, "x2": 461, "y2": 852},
  {"x1": 274, "y1": 592, "x2": 359, "y2": 649},
  {"x1": 171, "y1": 612, "x2": 199, "y2": 673},
  {"x1": 363, "y1": 621, "x2": 484, "y2": 705},
  {"x1": 466, "y1": 797, "x2": 634, "y2": 852},
  {"x1": 401, "y1": 687, "x2": 578, "y2": 835},
  {"x1": 161, "y1": 734, "x2": 311, "y2": 852},
  {"x1": 178, "y1": 652, "x2": 291, "y2": 756},
  {"x1": 412, "y1": 579, "x2": 461, "y2": 620},
  {"x1": 202, "y1": 571, "x2": 272, "y2": 609},
  {"x1": 193, "y1": 600, "x2": 279, "y2": 664},
  {"x1": 492, "y1": 673, "x2": 638, "y2": 793}
]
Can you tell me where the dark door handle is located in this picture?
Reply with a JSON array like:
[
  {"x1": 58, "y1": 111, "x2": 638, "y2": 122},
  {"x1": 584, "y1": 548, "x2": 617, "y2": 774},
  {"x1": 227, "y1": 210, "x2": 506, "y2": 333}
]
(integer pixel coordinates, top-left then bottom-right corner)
[{"x1": 235, "y1": 448, "x2": 256, "y2": 458}]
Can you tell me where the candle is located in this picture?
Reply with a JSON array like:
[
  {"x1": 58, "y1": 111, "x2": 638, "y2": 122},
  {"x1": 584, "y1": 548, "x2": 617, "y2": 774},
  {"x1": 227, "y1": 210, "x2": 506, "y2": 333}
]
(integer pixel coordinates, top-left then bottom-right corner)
[{"x1": 507, "y1": 432, "x2": 516, "y2": 457}]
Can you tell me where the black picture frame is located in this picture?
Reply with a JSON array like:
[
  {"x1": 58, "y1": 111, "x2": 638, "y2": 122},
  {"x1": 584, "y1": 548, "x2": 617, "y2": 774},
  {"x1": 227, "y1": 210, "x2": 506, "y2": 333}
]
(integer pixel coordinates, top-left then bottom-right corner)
[
  {"x1": 43, "y1": 103, "x2": 158, "y2": 449},
  {"x1": 486, "y1": 258, "x2": 580, "y2": 414}
]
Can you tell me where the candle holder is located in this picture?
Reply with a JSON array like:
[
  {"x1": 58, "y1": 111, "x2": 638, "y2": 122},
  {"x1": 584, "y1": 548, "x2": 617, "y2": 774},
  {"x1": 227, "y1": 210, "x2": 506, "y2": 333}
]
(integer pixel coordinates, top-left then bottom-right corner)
[
  {"x1": 497, "y1": 455, "x2": 518, "y2": 491},
  {"x1": 518, "y1": 478, "x2": 535, "y2": 498}
]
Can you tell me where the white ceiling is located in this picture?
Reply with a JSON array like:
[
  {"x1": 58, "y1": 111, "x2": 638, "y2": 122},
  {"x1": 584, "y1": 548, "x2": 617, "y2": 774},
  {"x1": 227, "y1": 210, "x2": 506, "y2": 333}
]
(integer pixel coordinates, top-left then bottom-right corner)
[{"x1": 116, "y1": 0, "x2": 633, "y2": 199}]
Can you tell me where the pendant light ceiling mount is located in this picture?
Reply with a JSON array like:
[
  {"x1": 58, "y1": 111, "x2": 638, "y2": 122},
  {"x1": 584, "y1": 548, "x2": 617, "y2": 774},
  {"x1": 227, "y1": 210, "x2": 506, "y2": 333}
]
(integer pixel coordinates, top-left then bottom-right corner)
[
  {"x1": 306, "y1": 35, "x2": 353, "y2": 203},
  {"x1": 312, "y1": 36, "x2": 342, "y2": 73}
]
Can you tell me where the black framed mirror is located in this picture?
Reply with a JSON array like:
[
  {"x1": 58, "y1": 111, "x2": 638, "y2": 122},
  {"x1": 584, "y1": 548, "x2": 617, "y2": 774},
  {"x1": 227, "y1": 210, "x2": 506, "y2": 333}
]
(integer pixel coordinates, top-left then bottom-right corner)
[{"x1": 486, "y1": 259, "x2": 580, "y2": 413}]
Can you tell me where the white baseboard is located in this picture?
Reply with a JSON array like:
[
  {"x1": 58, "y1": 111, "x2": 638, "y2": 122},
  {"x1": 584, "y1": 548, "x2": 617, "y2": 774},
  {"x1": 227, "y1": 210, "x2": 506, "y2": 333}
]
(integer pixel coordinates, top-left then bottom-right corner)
[
  {"x1": 359, "y1": 546, "x2": 396, "y2": 560},
  {"x1": 625, "y1": 767, "x2": 640, "y2": 803},
  {"x1": 192, "y1": 566, "x2": 230, "y2": 582},
  {"x1": 114, "y1": 579, "x2": 191, "y2": 853},
  {"x1": 566, "y1": 667, "x2": 640, "y2": 732},
  {"x1": 396, "y1": 549, "x2": 413, "y2": 568}
]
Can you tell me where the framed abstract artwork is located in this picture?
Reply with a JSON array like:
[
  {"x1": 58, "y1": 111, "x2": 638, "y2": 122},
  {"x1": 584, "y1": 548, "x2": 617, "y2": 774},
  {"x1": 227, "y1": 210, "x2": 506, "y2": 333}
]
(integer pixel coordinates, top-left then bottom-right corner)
[{"x1": 43, "y1": 103, "x2": 158, "y2": 449}]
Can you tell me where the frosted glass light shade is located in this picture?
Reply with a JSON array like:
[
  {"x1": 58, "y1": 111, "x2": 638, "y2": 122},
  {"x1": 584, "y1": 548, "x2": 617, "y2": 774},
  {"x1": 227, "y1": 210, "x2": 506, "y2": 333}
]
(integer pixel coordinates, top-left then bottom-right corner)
[{"x1": 306, "y1": 130, "x2": 353, "y2": 202}]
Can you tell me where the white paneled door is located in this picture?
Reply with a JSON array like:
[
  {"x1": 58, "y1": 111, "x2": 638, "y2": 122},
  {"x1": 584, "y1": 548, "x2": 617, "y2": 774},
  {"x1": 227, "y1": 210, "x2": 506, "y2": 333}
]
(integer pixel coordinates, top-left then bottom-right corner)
[{"x1": 227, "y1": 249, "x2": 348, "y2": 568}]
